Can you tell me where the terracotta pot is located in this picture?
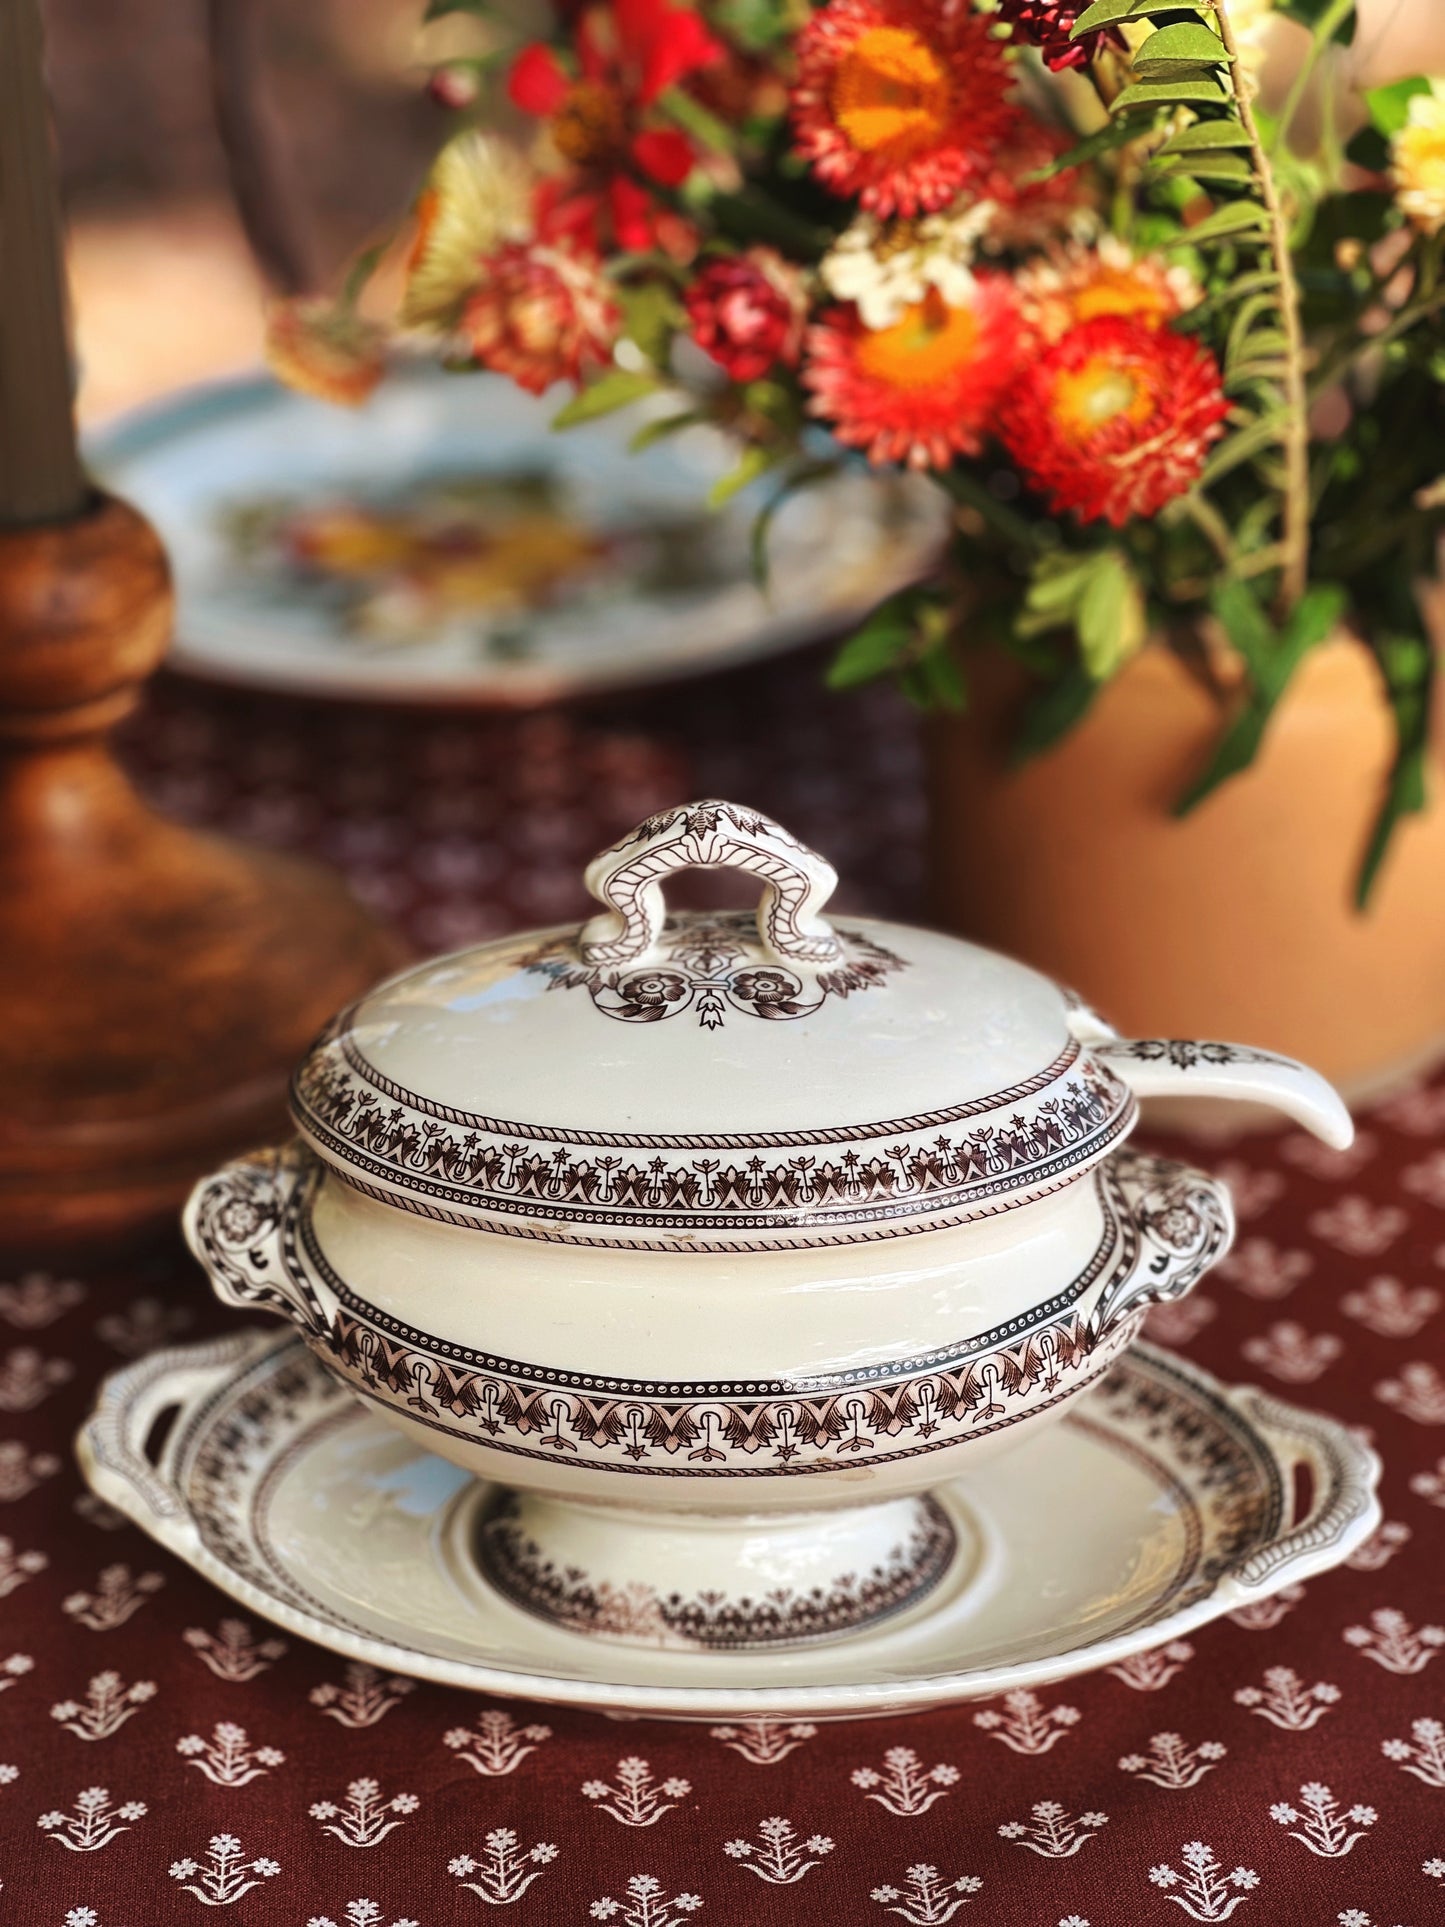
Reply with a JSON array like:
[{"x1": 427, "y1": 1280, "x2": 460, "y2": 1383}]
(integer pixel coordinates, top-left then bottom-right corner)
[{"x1": 926, "y1": 636, "x2": 1445, "y2": 1105}]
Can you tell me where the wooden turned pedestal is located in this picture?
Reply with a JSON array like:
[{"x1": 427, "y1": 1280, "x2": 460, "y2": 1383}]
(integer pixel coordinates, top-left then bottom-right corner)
[{"x1": 0, "y1": 493, "x2": 408, "y2": 1255}]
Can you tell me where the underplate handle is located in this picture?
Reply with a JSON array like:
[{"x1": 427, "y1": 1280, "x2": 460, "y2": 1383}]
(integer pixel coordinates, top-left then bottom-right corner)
[
  {"x1": 183, "y1": 1143, "x2": 331, "y2": 1337},
  {"x1": 76, "y1": 1330, "x2": 286, "y2": 1553},
  {"x1": 1091, "y1": 1038, "x2": 1354, "y2": 1149},
  {"x1": 580, "y1": 799, "x2": 843, "y2": 969},
  {"x1": 1225, "y1": 1386, "x2": 1382, "y2": 1594},
  {"x1": 1087, "y1": 1150, "x2": 1235, "y2": 1345}
]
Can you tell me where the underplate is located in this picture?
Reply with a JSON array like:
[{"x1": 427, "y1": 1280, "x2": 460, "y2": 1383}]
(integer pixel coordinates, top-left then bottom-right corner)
[
  {"x1": 78, "y1": 1328, "x2": 1380, "y2": 1722},
  {"x1": 86, "y1": 364, "x2": 944, "y2": 707}
]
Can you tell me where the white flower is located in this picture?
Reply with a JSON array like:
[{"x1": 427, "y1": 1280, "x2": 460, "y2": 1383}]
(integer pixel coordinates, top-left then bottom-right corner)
[
  {"x1": 1394, "y1": 80, "x2": 1445, "y2": 236},
  {"x1": 1425, "y1": 1856, "x2": 1445, "y2": 1877},
  {"x1": 1230, "y1": 1867, "x2": 1260, "y2": 1889},
  {"x1": 253, "y1": 1857, "x2": 281, "y2": 1877},
  {"x1": 820, "y1": 204, "x2": 995, "y2": 331},
  {"x1": 65, "y1": 1911, "x2": 98, "y2": 1927},
  {"x1": 1150, "y1": 1865, "x2": 1180, "y2": 1888},
  {"x1": 1270, "y1": 1802, "x2": 1299, "y2": 1823}
]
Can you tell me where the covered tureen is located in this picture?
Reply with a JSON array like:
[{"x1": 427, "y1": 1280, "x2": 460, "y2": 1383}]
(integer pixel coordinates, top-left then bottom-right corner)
[{"x1": 185, "y1": 800, "x2": 1351, "y2": 1653}]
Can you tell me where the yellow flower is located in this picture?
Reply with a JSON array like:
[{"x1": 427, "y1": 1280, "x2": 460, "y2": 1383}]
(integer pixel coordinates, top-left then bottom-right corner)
[
  {"x1": 1394, "y1": 81, "x2": 1445, "y2": 236},
  {"x1": 401, "y1": 132, "x2": 533, "y2": 330}
]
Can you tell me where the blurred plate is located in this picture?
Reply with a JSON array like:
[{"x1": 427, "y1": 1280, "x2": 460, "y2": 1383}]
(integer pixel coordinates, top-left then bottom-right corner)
[{"x1": 88, "y1": 363, "x2": 946, "y2": 707}]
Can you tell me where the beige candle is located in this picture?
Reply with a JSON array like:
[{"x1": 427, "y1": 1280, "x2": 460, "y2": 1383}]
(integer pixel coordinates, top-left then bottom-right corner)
[{"x1": 0, "y1": 0, "x2": 87, "y2": 526}]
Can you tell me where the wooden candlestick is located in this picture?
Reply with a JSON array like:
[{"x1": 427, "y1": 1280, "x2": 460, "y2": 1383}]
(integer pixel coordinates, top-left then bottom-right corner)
[
  {"x1": 0, "y1": 0, "x2": 406, "y2": 1254},
  {"x1": 0, "y1": 495, "x2": 409, "y2": 1255}
]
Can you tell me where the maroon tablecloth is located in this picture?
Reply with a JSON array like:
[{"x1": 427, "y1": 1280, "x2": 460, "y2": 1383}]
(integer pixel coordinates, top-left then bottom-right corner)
[{"x1": 3, "y1": 652, "x2": 1443, "y2": 1926}]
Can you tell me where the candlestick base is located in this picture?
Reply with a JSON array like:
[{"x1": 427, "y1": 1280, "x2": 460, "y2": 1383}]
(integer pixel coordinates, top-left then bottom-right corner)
[{"x1": 0, "y1": 493, "x2": 407, "y2": 1256}]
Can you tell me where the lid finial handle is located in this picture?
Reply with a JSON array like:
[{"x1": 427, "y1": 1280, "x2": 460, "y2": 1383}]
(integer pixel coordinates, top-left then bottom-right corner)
[{"x1": 580, "y1": 801, "x2": 843, "y2": 969}]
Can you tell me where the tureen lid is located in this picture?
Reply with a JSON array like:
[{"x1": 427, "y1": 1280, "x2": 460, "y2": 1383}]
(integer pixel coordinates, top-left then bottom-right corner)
[{"x1": 291, "y1": 800, "x2": 1137, "y2": 1249}]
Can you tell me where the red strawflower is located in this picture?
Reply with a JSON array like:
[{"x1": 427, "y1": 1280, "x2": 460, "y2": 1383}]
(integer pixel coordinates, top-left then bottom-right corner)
[
  {"x1": 462, "y1": 239, "x2": 621, "y2": 394},
  {"x1": 533, "y1": 171, "x2": 698, "y2": 263},
  {"x1": 684, "y1": 249, "x2": 807, "y2": 382},
  {"x1": 999, "y1": 314, "x2": 1229, "y2": 525},
  {"x1": 508, "y1": 0, "x2": 722, "y2": 249},
  {"x1": 803, "y1": 275, "x2": 1020, "y2": 469},
  {"x1": 995, "y1": 0, "x2": 1126, "y2": 73},
  {"x1": 789, "y1": 0, "x2": 1017, "y2": 218}
]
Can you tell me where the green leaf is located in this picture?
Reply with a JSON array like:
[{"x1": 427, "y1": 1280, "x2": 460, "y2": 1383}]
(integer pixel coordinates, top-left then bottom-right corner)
[
  {"x1": 898, "y1": 640, "x2": 967, "y2": 711},
  {"x1": 1016, "y1": 549, "x2": 1145, "y2": 682},
  {"x1": 1175, "y1": 582, "x2": 1346, "y2": 814},
  {"x1": 617, "y1": 282, "x2": 682, "y2": 368},
  {"x1": 1357, "y1": 628, "x2": 1434, "y2": 906},
  {"x1": 423, "y1": 0, "x2": 492, "y2": 15},
  {"x1": 827, "y1": 593, "x2": 923, "y2": 690},
  {"x1": 1133, "y1": 22, "x2": 1230, "y2": 66},
  {"x1": 1164, "y1": 200, "x2": 1271, "y2": 247},
  {"x1": 1025, "y1": 114, "x2": 1159, "y2": 180},
  {"x1": 1157, "y1": 120, "x2": 1254, "y2": 154},
  {"x1": 551, "y1": 370, "x2": 663, "y2": 428},
  {"x1": 1112, "y1": 75, "x2": 1229, "y2": 111},
  {"x1": 1365, "y1": 76, "x2": 1432, "y2": 137},
  {"x1": 1203, "y1": 416, "x2": 1288, "y2": 488},
  {"x1": 1010, "y1": 666, "x2": 1100, "y2": 765},
  {"x1": 1078, "y1": 551, "x2": 1147, "y2": 680},
  {"x1": 749, "y1": 459, "x2": 840, "y2": 586},
  {"x1": 1151, "y1": 151, "x2": 1255, "y2": 182},
  {"x1": 628, "y1": 410, "x2": 707, "y2": 453},
  {"x1": 707, "y1": 442, "x2": 780, "y2": 509},
  {"x1": 1072, "y1": 0, "x2": 1196, "y2": 30}
]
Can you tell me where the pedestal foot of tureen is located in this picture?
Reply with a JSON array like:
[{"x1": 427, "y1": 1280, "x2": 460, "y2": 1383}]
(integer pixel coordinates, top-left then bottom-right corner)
[{"x1": 476, "y1": 1488, "x2": 966, "y2": 1653}]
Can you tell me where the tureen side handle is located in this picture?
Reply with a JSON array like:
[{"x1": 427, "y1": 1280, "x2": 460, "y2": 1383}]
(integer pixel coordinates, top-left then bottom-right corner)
[
  {"x1": 1223, "y1": 1384, "x2": 1383, "y2": 1594},
  {"x1": 580, "y1": 799, "x2": 843, "y2": 969},
  {"x1": 1086, "y1": 1150, "x2": 1235, "y2": 1346},
  {"x1": 182, "y1": 1143, "x2": 333, "y2": 1337},
  {"x1": 76, "y1": 1330, "x2": 287, "y2": 1555},
  {"x1": 1091, "y1": 1039, "x2": 1354, "y2": 1149}
]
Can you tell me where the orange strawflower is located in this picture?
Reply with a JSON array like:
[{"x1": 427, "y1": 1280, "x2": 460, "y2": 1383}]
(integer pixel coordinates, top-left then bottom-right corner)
[
  {"x1": 803, "y1": 275, "x2": 1020, "y2": 469},
  {"x1": 1017, "y1": 237, "x2": 1200, "y2": 346},
  {"x1": 790, "y1": 0, "x2": 1017, "y2": 218},
  {"x1": 999, "y1": 314, "x2": 1228, "y2": 526}
]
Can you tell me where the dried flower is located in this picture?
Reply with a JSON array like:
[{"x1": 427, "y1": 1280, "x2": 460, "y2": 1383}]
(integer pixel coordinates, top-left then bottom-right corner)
[
  {"x1": 820, "y1": 202, "x2": 993, "y2": 331},
  {"x1": 804, "y1": 274, "x2": 1019, "y2": 468},
  {"x1": 684, "y1": 248, "x2": 807, "y2": 381},
  {"x1": 463, "y1": 240, "x2": 621, "y2": 393},
  {"x1": 999, "y1": 314, "x2": 1227, "y2": 525},
  {"x1": 790, "y1": 0, "x2": 1015, "y2": 217},
  {"x1": 1394, "y1": 81, "x2": 1445, "y2": 236},
  {"x1": 264, "y1": 299, "x2": 386, "y2": 408},
  {"x1": 995, "y1": 0, "x2": 1126, "y2": 73},
  {"x1": 401, "y1": 133, "x2": 533, "y2": 330}
]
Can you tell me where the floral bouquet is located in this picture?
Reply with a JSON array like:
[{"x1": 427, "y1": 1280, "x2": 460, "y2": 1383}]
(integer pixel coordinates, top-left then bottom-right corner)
[{"x1": 268, "y1": 0, "x2": 1445, "y2": 900}]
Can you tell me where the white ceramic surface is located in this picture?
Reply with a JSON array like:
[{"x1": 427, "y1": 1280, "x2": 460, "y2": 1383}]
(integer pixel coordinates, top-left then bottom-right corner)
[
  {"x1": 78, "y1": 1328, "x2": 1382, "y2": 1720},
  {"x1": 182, "y1": 800, "x2": 1355, "y2": 1648},
  {"x1": 86, "y1": 365, "x2": 946, "y2": 706}
]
